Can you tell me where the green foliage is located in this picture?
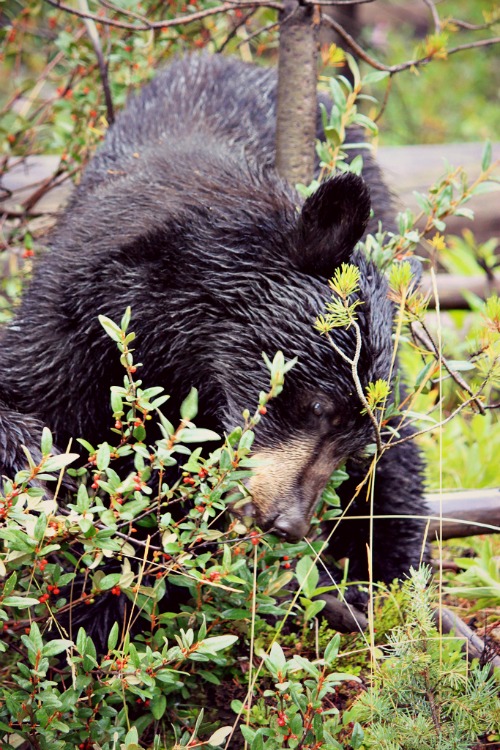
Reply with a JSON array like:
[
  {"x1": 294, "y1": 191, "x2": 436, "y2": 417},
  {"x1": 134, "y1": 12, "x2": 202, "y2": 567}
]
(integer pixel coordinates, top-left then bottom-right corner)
[
  {"x1": 372, "y1": 2, "x2": 500, "y2": 145},
  {"x1": 349, "y1": 567, "x2": 500, "y2": 750},
  {"x1": 234, "y1": 636, "x2": 363, "y2": 750},
  {"x1": 2, "y1": 12, "x2": 500, "y2": 746},
  {"x1": 0, "y1": 313, "x2": 363, "y2": 748},
  {"x1": 447, "y1": 538, "x2": 500, "y2": 609}
]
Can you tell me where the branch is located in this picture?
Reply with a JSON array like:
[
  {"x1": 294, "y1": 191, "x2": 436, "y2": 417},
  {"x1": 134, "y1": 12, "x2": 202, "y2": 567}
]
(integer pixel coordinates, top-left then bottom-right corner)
[
  {"x1": 43, "y1": 0, "x2": 284, "y2": 31},
  {"x1": 422, "y1": 0, "x2": 440, "y2": 35},
  {"x1": 434, "y1": 607, "x2": 500, "y2": 670},
  {"x1": 410, "y1": 321, "x2": 486, "y2": 415},
  {"x1": 321, "y1": 12, "x2": 500, "y2": 73},
  {"x1": 78, "y1": 0, "x2": 114, "y2": 124}
]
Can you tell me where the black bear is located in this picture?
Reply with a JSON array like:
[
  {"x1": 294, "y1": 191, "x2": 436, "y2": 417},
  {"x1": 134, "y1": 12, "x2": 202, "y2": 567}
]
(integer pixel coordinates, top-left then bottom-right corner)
[{"x1": 0, "y1": 54, "x2": 427, "y2": 619}]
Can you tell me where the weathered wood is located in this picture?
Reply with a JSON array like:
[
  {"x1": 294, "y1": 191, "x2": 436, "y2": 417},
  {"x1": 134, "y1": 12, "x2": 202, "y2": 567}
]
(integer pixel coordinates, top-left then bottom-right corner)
[
  {"x1": 426, "y1": 488, "x2": 500, "y2": 540},
  {"x1": 433, "y1": 607, "x2": 500, "y2": 670},
  {"x1": 377, "y1": 142, "x2": 500, "y2": 244},
  {"x1": 421, "y1": 274, "x2": 500, "y2": 309}
]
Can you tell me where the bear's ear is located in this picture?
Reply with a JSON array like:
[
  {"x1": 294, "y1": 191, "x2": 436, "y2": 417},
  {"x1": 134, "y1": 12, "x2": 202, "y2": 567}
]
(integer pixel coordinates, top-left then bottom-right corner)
[{"x1": 294, "y1": 172, "x2": 371, "y2": 278}]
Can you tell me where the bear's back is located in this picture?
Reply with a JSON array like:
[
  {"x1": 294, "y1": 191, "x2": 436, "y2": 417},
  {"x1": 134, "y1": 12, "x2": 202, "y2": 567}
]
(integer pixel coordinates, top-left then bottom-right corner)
[{"x1": 81, "y1": 55, "x2": 278, "y2": 191}]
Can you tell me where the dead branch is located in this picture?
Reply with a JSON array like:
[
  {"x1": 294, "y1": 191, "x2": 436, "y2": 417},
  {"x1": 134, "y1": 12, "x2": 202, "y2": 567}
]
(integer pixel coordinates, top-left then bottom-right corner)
[
  {"x1": 321, "y1": 13, "x2": 500, "y2": 73},
  {"x1": 426, "y1": 488, "x2": 500, "y2": 540},
  {"x1": 43, "y1": 0, "x2": 284, "y2": 31},
  {"x1": 433, "y1": 607, "x2": 500, "y2": 670},
  {"x1": 421, "y1": 273, "x2": 500, "y2": 310},
  {"x1": 411, "y1": 320, "x2": 486, "y2": 415},
  {"x1": 78, "y1": 0, "x2": 115, "y2": 124}
]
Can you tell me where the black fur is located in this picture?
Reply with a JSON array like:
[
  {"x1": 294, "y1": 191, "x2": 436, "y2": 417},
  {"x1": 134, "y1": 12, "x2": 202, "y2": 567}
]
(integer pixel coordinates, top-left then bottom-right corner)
[{"x1": 0, "y1": 54, "x2": 427, "y2": 636}]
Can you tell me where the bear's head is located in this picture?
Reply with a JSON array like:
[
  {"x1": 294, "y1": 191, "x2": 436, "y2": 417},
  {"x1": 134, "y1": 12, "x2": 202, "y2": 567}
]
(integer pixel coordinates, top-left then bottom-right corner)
[{"x1": 209, "y1": 172, "x2": 394, "y2": 540}]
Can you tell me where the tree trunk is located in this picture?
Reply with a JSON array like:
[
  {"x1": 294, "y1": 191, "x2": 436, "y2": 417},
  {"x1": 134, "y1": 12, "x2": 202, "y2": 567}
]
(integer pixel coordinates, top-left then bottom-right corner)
[{"x1": 275, "y1": 0, "x2": 319, "y2": 186}]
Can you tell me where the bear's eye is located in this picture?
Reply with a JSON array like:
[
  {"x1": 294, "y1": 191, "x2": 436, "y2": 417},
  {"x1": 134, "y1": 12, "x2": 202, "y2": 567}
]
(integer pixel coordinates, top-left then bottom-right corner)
[{"x1": 311, "y1": 401, "x2": 324, "y2": 417}]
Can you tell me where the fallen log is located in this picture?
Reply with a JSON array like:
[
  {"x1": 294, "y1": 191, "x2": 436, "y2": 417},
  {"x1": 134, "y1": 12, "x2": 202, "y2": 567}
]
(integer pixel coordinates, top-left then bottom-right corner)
[
  {"x1": 420, "y1": 274, "x2": 500, "y2": 309},
  {"x1": 426, "y1": 488, "x2": 500, "y2": 540},
  {"x1": 433, "y1": 607, "x2": 500, "y2": 670}
]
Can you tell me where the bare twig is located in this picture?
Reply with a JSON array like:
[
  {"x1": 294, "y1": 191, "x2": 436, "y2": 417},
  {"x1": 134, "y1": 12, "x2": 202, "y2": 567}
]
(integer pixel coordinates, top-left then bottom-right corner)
[
  {"x1": 410, "y1": 321, "x2": 486, "y2": 415},
  {"x1": 77, "y1": 0, "x2": 115, "y2": 123},
  {"x1": 321, "y1": 13, "x2": 500, "y2": 73},
  {"x1": 422, "y1": 0, "x2": 441, "y2": 35},
  {"x1": 234, "y1": 15, "x2": 282, "y2": 48},
  {"x1": 448, "y1": 17, "x2": 500, "y2": 32},
  {"x1": 43, "y1": 0, "x2": 284, "y2": 31},
  {"x1": 434, "y1": 607, "x2": 500, "y2": 670},
  {"x1": 385, "y1": 378, "x2": 490, "y2": 449},
  {"x1": 217, "y1": 8, "x2": 257, "y2": 52}
]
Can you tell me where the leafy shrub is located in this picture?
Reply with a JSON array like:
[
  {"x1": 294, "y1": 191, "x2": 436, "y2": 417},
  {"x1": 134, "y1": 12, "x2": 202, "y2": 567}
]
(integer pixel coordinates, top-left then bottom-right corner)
[{"x1": 348, "y1": 567, "x2": 500, "y2": 750}]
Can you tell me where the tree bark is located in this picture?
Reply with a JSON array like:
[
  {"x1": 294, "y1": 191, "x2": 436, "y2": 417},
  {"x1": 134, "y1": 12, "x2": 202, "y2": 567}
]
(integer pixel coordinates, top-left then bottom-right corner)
[{"x1": 275, "y1": 0, "x2": 319, "y2": 185}]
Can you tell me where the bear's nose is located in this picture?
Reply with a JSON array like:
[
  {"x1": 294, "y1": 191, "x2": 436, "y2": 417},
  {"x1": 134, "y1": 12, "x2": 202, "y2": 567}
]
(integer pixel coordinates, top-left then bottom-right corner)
[{"x1": 271, "y1": 515, "x2": 310, "y2": 541}]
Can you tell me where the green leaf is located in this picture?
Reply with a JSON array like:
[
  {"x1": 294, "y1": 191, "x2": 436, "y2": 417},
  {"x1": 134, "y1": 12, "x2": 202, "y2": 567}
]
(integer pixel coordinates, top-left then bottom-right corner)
[
  {"x1": 415, "y1": 360, "x2": 435, "y2": 389},
  {"x1": 3, "y1": 572, "x2": 17, "y2": 597},
  {"x1": 198, "y1": 669, "x2": 221, "y2": 685},
  {"x1": 180, "y1": 387, "x2": 198, "y2": 421},
  {"x1": 197, "y1": 634, "x2": 238, "y2": 654},
  {"x1": 351, "y1": 722, "x2": 364, "y2": 750},
  {"x1": 304, "y1": 599, "x2": 326, "y2": 621},
  {"x1": 266, "y1": 642, "x2": 287, "y2": 675},
  {"x1": 207, "y1": 726, "x2": 232, "y2": 747},
  {"x1": 481, "y1": 140, "x2": 492, "y2": 172},
  {"x1": 3, "y1": 596, "x2": 40, "y2": 607},
  {"x1": 40, "y1": 427, "x2": 53, "y2": 456},
  {"x1": 107, "y1": 621, "x2": 119, "y2": 651},
  {"x1": 99, "y1": 314, "x2": 122, "y2": 343},
  {"x1": 296, "y1": 555, "x2": 319, "y2": 599},
  {"x1": 151, "y1": 694, "x2": 167, "y2": 720},
  {"x1": 28, "y1": 621, "x2": 43, "y2": 652},
  {"x1": 43, "y1": 639, "x2": 73, "y2": 657},
  {"x1": 42, "y1": 453, "x2": 79, "y2": 473},
  {"x1": 446, "y1": 359, "x2": 475, "y2": 372},
  {"x1": 179, "y1": 428, "x2": 220, "y2": 443},
  {"x1": 96, "y1": 442, "x2": 111, "y2": 471},
  {"x1": 363, "y1": 70, "x2": 390, "y2": 84},
  {"x1": 324, "y1": 634, "x2": 341, "y2": 664},
  {"x1": 98, "y1": 573, "x2": 121, "y2": 590},
  {"x1": 290, "y1": 654, "x2": 320, "y2": 677},
  {"x1": 121, "y1": 306, "x2": 132, "y2": 332},
  {"x1": 33, "y1": 512, "x2": 48, "y2": 542}
]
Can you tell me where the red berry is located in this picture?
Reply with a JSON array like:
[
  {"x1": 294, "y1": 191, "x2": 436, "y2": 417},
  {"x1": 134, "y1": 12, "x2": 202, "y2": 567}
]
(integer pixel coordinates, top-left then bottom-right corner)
[
  {"x1": 259, "y1": 406, "x2": 267, "y2": 415},
  {"x1": 283, "y1": 562, "x2": 291, "y2": 569},
  {"x1": 53, "y1": 587, "x2": 60, "y2": 595},
  {"x1": 283, "y1": 555, "x2": 289, "y2": 561},
  {"x1": 114, "y1": 420, "x2": 122, "y2": 429}
]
